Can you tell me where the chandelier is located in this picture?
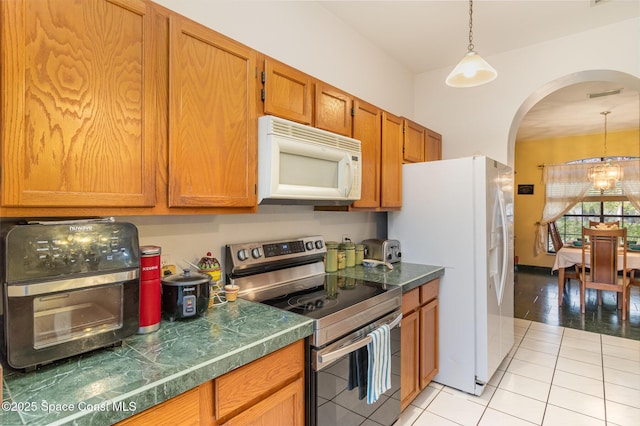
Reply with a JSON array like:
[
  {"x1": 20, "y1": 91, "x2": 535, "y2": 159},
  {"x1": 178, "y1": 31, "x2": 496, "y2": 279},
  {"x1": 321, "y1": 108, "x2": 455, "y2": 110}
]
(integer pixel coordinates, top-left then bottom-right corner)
[
  {"x1": 445, "y1": 0, "x2": 497, "y2": 88},
  {"x1": 587, "y1": 111, "x2": 623, "y2": 191}
]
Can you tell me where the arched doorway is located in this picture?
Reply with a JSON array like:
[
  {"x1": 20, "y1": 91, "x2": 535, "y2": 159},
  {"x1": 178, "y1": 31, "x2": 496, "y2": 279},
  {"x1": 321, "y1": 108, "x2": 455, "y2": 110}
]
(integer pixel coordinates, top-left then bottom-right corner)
[{"x1": 507, "y1": 70, "x2": 640, "y2": 166}]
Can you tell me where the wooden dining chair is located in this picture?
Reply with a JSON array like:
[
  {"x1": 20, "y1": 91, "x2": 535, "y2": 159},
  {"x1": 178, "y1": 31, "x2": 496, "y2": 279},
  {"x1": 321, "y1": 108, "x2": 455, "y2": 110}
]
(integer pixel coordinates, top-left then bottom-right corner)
[
  {"x1": 549, "y1": 221, "x2": 581, "y2": 283},
  {"x1": 580, "y1": 226, "x2": 628, "y2": 320},
  {"x1": 628, "y1": 269, "x2": 639, "y2": 311}
]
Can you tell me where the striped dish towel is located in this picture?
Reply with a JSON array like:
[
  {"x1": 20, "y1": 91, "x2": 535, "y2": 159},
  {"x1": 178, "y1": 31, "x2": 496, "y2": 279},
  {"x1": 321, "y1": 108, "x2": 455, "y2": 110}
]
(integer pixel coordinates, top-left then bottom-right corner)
[{"x1": 366, "y1": 324, "x2": 391, "y2": 404}]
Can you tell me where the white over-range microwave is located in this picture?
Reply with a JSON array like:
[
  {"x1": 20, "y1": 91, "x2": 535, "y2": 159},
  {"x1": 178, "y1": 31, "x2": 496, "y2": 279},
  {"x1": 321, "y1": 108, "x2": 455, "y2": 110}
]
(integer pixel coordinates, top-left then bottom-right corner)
[{"x1": 257, "y1": 115, "x2": 362, "y2": 205}]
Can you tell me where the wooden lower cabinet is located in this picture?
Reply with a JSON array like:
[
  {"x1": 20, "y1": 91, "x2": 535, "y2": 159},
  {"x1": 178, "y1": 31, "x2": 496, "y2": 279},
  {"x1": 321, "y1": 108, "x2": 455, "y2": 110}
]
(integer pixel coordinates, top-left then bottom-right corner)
[
  {"x1": 400, "y1": 308, "x2": 420, "y2": 410},
  {"x1": 116, "y1": 341, "x2": 304, "y2": 426},
  {"x1": 419, "y1": 298, "x2": 439, "y2": 388},
  {"x1": 400, "y1": 279, "x2": 439, "y2": 410},
  {"x1": 221, "y1": 378, "x2": 304, "y2": 426},
  {"x1": 116, "y1": 384, "x2": 208, "y2": 426}
]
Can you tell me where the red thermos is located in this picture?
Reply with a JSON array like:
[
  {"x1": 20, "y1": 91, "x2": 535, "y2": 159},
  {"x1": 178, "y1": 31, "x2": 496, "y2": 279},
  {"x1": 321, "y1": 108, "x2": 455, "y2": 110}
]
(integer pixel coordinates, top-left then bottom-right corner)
[{"x1": 139, "y1": 245, "x2": 161, "y2": 334}]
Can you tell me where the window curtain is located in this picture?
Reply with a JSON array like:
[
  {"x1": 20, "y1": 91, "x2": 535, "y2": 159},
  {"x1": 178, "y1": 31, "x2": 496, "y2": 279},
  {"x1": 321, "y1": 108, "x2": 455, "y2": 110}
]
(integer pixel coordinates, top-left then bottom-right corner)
[
  {"x1": 535, "y1": 160, "x2": 640, "y2": 256},
  {"x1": 534, "y1": 163, "x2": 592, "y2": 256},
  {"x1": 621, "y1": 160, "x2": 640, "y2": 211}
]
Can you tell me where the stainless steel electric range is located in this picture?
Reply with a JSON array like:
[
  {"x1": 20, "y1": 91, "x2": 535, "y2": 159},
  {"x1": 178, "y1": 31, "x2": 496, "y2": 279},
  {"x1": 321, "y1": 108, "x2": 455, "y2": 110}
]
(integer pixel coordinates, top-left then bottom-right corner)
[{"x1": 226, "y1": 236, "x2": 402, "y2": 426}]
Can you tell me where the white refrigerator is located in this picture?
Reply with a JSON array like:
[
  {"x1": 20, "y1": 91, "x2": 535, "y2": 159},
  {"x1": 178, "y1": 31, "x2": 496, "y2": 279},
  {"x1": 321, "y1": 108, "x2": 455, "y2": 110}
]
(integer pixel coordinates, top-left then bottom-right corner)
[{"x1": 388, "y1": 156, "x2": 514, "y2": 396}]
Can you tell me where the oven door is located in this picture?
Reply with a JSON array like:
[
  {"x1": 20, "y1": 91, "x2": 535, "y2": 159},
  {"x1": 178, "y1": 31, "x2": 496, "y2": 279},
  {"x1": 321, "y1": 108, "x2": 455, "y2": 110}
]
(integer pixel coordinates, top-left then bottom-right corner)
[
  {"x1": 3, "y1": 270, "x2": 139, "y2": 370},
  {"x1": 310, "y1": 310, "x2": 402, "y2": 426}
]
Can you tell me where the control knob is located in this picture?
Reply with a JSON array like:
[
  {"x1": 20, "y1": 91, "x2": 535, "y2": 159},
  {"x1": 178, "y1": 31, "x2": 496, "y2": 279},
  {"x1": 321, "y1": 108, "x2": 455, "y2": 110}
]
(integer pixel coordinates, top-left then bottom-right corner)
[
  {"x1": 315, "y1": 240, "x2": 324, "y2": 249},
  {"x1": 305, "y1": 241, "x2": 314, "y2": 251},
  {"x1": 237, "y1": 249, "x2": 249, "y2": 261},
  {"x1": 251, "y1": 247, "x2": 263, "y2": 259}
]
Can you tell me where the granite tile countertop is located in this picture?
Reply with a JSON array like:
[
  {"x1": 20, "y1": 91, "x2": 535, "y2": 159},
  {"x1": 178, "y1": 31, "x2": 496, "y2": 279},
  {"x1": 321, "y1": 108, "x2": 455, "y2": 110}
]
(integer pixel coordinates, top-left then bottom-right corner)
[
  {"x1": 0, "y1": 299, "x2": 313, "y2": 426},
  {"x1": 332, "y1": 262, "x2": 444, "y2": 293},
  {"x1": 0, "y1": 262, "x2": 439, "y2": 425}
]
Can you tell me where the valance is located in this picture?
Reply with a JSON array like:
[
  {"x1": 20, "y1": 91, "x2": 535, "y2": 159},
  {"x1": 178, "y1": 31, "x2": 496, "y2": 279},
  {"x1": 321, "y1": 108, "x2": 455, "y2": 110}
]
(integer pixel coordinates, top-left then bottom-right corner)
[{"x1": 534, "y1": 160, "x2": 640, "y2": 256}]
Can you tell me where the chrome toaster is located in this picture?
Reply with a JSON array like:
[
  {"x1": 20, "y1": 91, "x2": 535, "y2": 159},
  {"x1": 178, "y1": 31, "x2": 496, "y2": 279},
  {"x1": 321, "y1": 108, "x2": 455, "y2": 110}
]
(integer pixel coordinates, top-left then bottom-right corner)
[{"x1": 361, "y1": 239, "x2": 402, "y2": 263}]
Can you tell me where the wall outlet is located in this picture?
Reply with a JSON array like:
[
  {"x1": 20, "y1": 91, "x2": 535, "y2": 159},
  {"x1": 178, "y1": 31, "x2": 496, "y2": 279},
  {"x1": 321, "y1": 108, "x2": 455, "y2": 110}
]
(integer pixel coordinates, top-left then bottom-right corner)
[
  {"x1": 342, "y1": 234, "x2": 351, "y2": 243},
  {"x1": 161, "y1": 253, "x2": 172, "y2": 266}
]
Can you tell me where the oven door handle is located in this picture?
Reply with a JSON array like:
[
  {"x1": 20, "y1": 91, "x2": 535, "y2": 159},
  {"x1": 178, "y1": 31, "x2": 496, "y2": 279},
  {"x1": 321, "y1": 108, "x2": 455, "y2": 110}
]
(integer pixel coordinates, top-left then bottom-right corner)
[
  {"x1": 318, "y1": 311, "x2": 402, "y2": 365},
  {"x1": 5, "y1": 269, "x2": 139, "y2": 297}
]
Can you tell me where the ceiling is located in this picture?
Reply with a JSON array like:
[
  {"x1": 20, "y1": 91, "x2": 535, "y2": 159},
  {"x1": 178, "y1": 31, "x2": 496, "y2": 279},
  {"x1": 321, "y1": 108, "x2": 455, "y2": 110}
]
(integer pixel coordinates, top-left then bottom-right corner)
[{"x1": 318, "y1": 0, "x2": 640, "y2": 141}]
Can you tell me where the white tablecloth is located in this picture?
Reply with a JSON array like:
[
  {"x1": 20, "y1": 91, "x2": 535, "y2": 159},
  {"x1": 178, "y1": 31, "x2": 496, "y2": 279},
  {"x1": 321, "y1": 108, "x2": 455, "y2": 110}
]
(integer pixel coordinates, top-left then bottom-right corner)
[{"x1": 552, "y1": 246, "x2": 640, "y2": 271}]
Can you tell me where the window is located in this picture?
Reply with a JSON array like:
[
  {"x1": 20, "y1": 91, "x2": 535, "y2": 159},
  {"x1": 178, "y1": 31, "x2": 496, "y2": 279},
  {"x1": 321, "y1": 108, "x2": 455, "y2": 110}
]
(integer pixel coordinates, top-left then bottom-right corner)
[{"x1": 548, "y1": 157, "x2": 640, "y2": 252}]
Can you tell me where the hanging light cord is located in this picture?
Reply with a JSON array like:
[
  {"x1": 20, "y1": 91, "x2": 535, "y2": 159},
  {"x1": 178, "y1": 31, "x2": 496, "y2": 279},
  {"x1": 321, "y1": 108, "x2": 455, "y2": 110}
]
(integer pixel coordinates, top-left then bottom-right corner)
[
  {"x1": 602, "y1": 111, "x2": 610, "y2": 160},
  {"x1": 467, "y1": 0, "x2": 475, "y2": 52}
]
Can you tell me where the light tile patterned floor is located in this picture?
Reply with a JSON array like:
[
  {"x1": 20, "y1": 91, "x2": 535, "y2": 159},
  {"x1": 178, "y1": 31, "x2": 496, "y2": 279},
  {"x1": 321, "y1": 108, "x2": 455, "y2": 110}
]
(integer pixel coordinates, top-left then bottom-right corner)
[{"x1": 395, "y1": 319, "x2": 640, "y2": 426}]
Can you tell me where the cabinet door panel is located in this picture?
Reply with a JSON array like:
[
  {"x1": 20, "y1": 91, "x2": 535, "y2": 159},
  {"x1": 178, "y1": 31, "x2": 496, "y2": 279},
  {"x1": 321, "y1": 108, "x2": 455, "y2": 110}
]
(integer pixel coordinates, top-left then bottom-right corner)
[
  {"x1": 420, "y1": 299, "x2": 439, "y2": 388},
  {"x1": 420, "y1": 278, "x2": 440, "y2": 305},
  {"x1": 222, "y1": 378, "x2": 304, "y2": 426},
  {"x1": 400, "y1": 310, "x2": 420, "y2": 410},
  {"x1": 381, "y1": 111, "x2": 403, "y2": 208},
  {"x1": 1, "y1": 0, "x2": 156, "y2": 207},
  {"x1": 169, "y1": 16, "x2": 257, "y2": 207},
  {"x1": 116, "y1": 387, "x2": 200, "y2": 426},
  {"x1": 351, "y1": 99, "x2": 381, "y2": 209},
  {"x1": 425, "y1": 129, "x2": 442, "y2": 162},
  {"x1": 314, "y1": 82, "x2": 352, "y2": 137},
  {"x1": 263, "y1": 59, "x2": 312, "y2": 124},
  {"x1": 215, "y1": 340, "x2": 303, "y2": 419},
  {"x1": 403, "y1": 120, "x2": 426, "y2": 163}
]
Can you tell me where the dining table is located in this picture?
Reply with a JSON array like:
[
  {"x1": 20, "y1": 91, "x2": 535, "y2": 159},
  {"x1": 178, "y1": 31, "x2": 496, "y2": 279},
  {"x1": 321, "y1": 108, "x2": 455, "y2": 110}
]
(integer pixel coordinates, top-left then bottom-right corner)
[{"x1": 552, "y1": 245, "x2": 640, "y2": 306}]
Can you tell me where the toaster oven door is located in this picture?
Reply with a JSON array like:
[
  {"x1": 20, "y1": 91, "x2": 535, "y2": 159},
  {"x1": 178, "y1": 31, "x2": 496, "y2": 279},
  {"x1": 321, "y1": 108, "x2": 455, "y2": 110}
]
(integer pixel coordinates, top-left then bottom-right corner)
[{"x1": 3, "y1": 271, "x2": 139, "y2": 370}]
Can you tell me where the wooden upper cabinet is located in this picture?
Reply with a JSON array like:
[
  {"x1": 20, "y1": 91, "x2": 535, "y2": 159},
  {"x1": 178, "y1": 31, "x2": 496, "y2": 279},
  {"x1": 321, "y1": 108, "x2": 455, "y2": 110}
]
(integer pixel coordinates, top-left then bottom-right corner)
[
  {"x1": 381, "y1": 111, "x2": 403, "y2": 208},
  {"x1": 403, "y1": 119, "x2": 426, "y2": 163},
  {"x1": 351, "y1": 100, "x2": 381, "y2": 209},
  {"x1": 168, "y1": 15, "x2": 257, "y2": 208},
  {"x1": 0, "y1": 0, "x2": 156, "y2": 207},
  {"x1": 314, "y1": 82, "x2": 353, "y2": 137},
  {"x1": 262, "y1": 58, "x2": 313, "y2": 125},
  {"x1": 426, "y1": 129, "x2": 443, "y2": 162}
]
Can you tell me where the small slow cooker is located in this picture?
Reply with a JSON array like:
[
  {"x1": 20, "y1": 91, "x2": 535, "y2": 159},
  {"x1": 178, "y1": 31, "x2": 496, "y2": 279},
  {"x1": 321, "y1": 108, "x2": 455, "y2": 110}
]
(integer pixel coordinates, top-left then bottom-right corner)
[{"x1": 161, "y1": 269, "x2": 210, "y2": 321}]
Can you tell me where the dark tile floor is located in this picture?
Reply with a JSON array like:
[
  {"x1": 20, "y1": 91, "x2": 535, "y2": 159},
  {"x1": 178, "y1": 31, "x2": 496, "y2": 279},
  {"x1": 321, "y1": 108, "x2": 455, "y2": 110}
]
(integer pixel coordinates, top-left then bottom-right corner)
[{"x1": 514, "y1": 266, "x2": 640, "y2": 340}]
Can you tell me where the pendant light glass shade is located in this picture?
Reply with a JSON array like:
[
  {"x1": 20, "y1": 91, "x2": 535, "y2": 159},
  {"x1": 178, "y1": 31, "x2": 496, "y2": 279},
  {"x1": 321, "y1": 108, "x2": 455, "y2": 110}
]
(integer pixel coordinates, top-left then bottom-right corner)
[
  {"x1": 445, "y1": 0, "x2": 497, "y2": 88},
  {"x1": 588, "y1": 161, "x2": 623, "y2": 191},
  {"x1": 445, "y1": 51, "x2": 497, "y2": 87}
]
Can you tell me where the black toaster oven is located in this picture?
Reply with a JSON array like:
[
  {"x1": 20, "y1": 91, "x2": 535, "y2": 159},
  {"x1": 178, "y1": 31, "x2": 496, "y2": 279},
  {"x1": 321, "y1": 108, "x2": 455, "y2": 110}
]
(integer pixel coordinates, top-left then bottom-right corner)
[{"x1": 0, "y1": 219, "x2": 140, "y2": 371}]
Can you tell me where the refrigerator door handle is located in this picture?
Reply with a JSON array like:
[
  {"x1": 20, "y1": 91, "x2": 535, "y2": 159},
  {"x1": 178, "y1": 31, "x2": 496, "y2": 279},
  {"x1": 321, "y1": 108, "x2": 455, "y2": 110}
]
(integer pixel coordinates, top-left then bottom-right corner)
[{"x1": 496, "y1": 187, "x2": 508, "y2": 305}]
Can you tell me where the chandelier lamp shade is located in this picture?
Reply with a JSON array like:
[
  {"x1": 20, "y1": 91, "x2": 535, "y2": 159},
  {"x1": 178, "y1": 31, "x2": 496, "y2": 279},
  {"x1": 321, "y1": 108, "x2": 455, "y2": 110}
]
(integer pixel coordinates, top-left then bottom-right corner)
[
  {"x1": 587, "y1": 111, "x2": 623, "y2": 191},
  {"x1": 446, "y1": 0, "x2": 497, "y2": 88}
]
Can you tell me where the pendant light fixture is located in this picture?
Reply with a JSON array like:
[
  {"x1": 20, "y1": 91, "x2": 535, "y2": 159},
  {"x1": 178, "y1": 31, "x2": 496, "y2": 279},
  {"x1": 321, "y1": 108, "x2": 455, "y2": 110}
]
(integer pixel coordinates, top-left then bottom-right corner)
[
  {"x1": 446, "y1": 0, "x2": 497, "y2": 88},
  {"x1": 587, "y1": 111, "x2": 623, "y2": 191}
]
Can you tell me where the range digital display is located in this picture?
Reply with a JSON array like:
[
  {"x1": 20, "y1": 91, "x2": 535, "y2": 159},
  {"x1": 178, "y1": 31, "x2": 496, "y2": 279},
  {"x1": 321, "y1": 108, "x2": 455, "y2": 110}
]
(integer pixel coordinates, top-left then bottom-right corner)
[{"x1": 263, "y1": 240, "x2": 306, "y2": 258}]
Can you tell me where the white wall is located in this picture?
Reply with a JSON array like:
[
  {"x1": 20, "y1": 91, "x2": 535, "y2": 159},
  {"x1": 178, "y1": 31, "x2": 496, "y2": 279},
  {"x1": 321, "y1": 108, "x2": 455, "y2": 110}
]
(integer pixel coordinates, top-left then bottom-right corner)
[
  {"x1": 122, "y1": 207, "x2": 383, "y2": 273},
  {"x1": 154, "y1": 0, "x2": 415, "y2": 117},
  {"x1": 414, "y1": 17, "x2": 640, "y2": 166}
]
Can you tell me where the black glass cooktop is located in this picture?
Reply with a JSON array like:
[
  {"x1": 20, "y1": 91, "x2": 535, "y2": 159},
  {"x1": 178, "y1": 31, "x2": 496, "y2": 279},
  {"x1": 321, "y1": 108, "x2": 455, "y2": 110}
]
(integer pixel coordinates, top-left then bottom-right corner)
[{"x1": 260, "y1": 275, "x2": 388, "y2": 319}]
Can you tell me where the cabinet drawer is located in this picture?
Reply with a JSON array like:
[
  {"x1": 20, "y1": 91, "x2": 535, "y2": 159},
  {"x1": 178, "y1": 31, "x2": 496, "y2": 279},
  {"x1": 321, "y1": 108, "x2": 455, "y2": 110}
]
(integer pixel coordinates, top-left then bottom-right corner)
[
  {"x1": 116, "y1": 387, "x2": 200, "y2": 426},
  {"x1": 402, "y1": 287, "x2": 420, "y2": 314},
  {"x1": 420, "y1": 279, "x2": 439, "y2": 305},
  {"x1": 215, "y1": 340, "x2": 303, "y2": 419}
]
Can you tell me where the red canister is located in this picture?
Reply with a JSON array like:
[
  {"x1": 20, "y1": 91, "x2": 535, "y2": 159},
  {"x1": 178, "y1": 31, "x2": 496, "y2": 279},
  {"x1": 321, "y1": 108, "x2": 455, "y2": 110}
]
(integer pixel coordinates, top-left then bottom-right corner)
[
  {"x1": 141, "y1": 245, "x2": 161, "y2": 280},
  {"x1": 139, "y1": 245, "x2": 161, "y2": 334}
]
